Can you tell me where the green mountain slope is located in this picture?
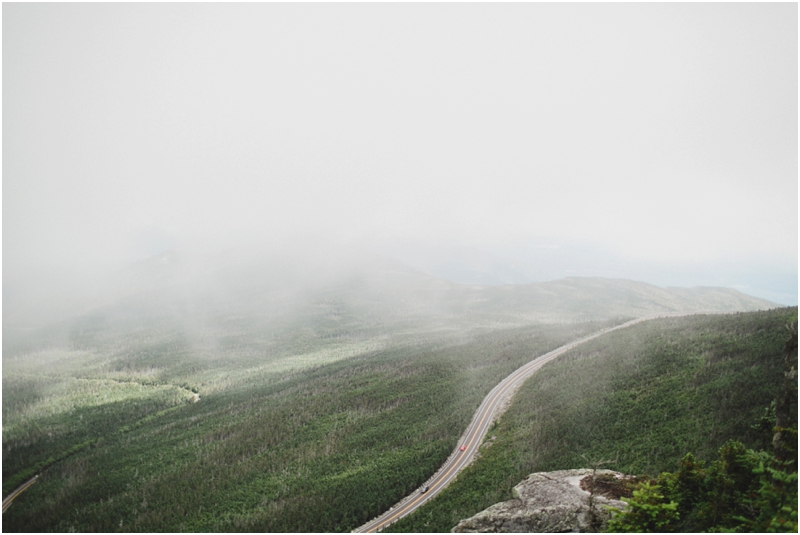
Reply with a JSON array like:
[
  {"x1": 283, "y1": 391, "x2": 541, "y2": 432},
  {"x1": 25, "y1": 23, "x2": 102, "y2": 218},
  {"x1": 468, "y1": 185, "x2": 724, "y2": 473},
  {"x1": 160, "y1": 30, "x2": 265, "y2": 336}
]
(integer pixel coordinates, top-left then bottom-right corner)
[
  {"x1": 1, "y1": 249, "x2": 781, "y2": 531},
  {"x1": 386, "y1": 307, "x2": 797, "y2": 532},
  {"x1": 3, "y1": 319, "x2": 620, "y2": 532}
]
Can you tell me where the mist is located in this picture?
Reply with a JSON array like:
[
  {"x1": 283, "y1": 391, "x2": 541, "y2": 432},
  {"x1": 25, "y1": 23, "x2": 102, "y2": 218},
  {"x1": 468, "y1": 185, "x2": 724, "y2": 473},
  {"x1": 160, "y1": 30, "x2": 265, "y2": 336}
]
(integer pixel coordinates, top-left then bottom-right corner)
[{"x1": 4, "y1": 3, "x2": 798, "y2": 318}]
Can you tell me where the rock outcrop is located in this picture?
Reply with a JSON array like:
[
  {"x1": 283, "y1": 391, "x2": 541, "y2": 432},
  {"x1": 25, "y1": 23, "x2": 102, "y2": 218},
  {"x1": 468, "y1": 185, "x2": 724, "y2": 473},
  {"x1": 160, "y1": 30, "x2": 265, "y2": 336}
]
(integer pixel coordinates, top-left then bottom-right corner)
[{"x1": 451, "y1": 469, "x2": 634, "y2": 533}]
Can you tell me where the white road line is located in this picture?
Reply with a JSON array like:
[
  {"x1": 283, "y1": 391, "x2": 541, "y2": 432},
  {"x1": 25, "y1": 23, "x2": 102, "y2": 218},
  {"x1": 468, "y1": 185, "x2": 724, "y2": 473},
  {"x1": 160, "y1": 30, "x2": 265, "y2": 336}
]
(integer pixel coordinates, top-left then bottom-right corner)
[{"x1": 2, "y1": 475, "x2": 39, "y2": 513}]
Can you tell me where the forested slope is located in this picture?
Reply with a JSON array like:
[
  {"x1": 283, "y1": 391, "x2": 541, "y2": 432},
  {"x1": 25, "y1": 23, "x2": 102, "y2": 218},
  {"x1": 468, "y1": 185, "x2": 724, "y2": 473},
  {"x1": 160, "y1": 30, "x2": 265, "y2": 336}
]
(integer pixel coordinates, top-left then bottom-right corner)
[
  {"x1": 387, "y1": 307, "x2": 797, "y2": 532},
  {"x1": 3, "y1": 320, "x2": 615, "y2": 532},
  {"x1": 1, "y1": 248, "x2": 781, "y2": 532}
]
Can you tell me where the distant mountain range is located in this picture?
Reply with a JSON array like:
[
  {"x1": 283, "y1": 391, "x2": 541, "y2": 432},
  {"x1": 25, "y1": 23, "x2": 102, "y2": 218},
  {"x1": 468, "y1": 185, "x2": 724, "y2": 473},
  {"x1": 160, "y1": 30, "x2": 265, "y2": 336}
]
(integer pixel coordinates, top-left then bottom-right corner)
[
  {"x1": 3, "y1": 243, "x2": 777, "y2": 354},
  {"x1": 370, "y1": 237, "x2": 797, "y2": 306}
]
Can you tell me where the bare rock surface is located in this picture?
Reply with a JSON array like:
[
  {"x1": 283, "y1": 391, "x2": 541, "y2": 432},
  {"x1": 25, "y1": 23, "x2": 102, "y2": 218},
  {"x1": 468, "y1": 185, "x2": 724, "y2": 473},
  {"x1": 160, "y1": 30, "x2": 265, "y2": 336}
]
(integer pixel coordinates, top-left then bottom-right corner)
[{"x1": 451, "y1": 469, "x2": 632, "y2": 533}]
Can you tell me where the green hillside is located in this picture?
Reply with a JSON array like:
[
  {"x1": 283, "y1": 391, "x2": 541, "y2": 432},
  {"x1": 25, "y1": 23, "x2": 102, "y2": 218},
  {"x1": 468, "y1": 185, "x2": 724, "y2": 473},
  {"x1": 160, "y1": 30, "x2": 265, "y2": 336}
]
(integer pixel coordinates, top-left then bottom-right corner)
[
  {"x1": 387, "y1": 307, "x2": 797, "y2": 532},
  {"x1": 1, "y1": 249, "x2": 782, "y2": 531},
  {"x1": 3, "y1": 319, "x2": 615, "y2": 532}
]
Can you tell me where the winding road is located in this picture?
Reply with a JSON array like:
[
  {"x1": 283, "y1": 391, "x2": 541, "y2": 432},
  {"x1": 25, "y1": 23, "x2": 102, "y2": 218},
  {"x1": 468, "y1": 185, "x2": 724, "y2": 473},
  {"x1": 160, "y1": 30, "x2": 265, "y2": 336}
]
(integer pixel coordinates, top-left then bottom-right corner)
[
  {"x1": 354, "y1": 314, "x2": 685, "y2": 533},
  {"x1": 2, "y1": 476, "x2": 38, "y2": 513}
]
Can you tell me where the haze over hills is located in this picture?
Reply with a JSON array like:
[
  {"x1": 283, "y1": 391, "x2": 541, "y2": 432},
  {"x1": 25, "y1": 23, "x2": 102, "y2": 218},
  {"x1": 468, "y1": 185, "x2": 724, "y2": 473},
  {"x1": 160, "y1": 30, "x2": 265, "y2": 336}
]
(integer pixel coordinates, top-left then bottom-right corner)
[
  {"x1": 3, "y1": 243, "x2": 777, "y2": 357},
  {"x1": 371, "y1": 238, "x2": 797, "y2": 306},
  {"x1": 3, "y1": 4, "x2": 796, "y2": 531}
]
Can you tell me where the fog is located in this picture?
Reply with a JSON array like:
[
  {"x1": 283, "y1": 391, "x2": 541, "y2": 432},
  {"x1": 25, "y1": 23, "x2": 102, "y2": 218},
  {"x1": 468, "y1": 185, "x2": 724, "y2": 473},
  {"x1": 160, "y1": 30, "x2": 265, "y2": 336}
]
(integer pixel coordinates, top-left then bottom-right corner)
[{"x1": 4, "y1": 3, "x2": 798, "y2": 317}]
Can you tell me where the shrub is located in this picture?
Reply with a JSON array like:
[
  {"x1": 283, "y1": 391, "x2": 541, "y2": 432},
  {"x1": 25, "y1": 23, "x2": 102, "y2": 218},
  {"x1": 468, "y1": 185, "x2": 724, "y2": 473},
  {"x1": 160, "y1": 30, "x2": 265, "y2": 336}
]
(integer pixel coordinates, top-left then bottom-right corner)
[{"x1": 606, "y1": 482, "x2": 679, "y2": 532}]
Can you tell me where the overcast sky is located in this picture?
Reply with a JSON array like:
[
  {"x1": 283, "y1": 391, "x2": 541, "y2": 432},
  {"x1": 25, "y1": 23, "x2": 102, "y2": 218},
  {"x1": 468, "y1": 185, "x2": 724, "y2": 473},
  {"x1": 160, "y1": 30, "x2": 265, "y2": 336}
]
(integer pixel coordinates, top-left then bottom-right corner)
[{"x1": 3, "y1": 3, "x2": 797, "y2": 291}]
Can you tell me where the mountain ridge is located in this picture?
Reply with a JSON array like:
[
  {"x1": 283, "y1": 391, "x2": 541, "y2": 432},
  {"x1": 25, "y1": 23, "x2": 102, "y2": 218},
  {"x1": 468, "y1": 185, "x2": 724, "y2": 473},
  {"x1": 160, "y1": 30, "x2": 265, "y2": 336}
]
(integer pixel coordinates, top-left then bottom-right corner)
[{"x1": 4, "y1": 247, "x2": 776, "y2": 338}]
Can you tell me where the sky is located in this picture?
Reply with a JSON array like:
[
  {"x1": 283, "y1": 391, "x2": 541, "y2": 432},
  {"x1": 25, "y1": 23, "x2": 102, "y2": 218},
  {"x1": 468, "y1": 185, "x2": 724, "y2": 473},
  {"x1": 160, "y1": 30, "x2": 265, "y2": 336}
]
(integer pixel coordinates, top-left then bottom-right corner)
[{"x1": 3, "y1": 3, "x2": 798, "y2": 303}]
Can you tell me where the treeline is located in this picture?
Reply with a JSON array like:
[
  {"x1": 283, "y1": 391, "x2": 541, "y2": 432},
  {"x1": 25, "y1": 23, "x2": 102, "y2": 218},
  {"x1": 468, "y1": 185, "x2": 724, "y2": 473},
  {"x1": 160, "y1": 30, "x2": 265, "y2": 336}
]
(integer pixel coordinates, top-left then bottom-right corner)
[
  {"x1": 606, "y1": 439, "x2": 797, "y2": 532},
  {"x1": 387, "y1": 307, "x2": 797, "y2": 532}
]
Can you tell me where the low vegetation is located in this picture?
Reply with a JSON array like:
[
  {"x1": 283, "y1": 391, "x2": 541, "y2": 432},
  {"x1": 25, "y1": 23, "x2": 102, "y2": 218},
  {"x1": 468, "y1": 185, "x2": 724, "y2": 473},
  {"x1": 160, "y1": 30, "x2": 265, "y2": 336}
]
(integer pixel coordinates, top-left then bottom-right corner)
[
  {"x1": 607, "y1": 325, "x2": 797, "y2": 532},
  {"x1": 2, "y1": 251, "x2": 784, "y2": 532},
  {"x1": 2, "y1": 316, "x2": 613, "y2": 532},
  {"x1": 387, "y1": 307, "x2": 797, "y2": 532}
]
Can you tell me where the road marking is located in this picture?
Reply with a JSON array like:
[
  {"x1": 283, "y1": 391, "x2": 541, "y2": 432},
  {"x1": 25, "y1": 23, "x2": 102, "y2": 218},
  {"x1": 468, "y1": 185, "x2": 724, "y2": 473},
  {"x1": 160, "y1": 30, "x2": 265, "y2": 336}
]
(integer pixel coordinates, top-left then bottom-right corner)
[{"x1": 2, "y1": 475, "x2": 39, "y2": 513}]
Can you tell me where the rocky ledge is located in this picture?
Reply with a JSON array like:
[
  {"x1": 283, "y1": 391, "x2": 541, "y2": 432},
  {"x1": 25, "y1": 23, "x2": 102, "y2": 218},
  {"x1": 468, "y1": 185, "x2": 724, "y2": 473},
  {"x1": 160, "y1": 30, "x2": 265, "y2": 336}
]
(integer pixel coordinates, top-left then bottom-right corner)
[{"x1": 451, "y1": 469, "x2": 637, "y2": 533}]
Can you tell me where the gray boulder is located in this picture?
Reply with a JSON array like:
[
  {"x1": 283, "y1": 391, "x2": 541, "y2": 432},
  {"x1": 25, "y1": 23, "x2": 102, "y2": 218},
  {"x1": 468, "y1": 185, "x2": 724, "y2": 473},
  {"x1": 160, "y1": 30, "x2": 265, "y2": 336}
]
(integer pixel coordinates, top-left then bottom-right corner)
[{"x1": 451, "y1": 469, "x2": 633, "y2": 533}]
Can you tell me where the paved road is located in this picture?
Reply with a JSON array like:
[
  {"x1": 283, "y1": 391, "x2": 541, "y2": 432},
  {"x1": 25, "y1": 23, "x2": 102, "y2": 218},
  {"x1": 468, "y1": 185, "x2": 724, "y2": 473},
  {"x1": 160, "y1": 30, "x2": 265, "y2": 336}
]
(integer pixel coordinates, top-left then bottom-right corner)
[
  {"x1": 354, "y1": 314, "x2": 686, "y2": 533},
  {"x1": 2, "y1": 475, "x2": 38, "y2": 513}
]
